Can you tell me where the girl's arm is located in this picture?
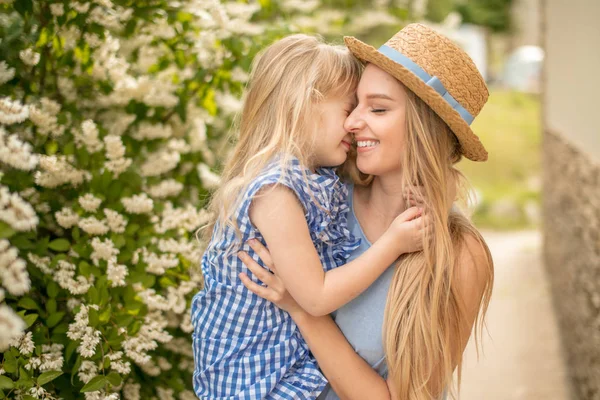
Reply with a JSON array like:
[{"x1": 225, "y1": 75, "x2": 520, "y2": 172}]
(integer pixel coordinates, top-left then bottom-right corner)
[
  {"x1": 237, "y1": 244, "x2": 395, "y2": 400},
  {"x1": 238, "y1": 237, "x2": 491, "y2": 400},
  {"x1": 249, "y1": 185, "x2": 427, "y2": 316}
]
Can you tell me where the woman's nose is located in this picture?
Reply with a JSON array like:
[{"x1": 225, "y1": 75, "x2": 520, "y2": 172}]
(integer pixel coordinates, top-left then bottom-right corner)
[{"x1": 344, "y1": 108, "x2": 365, "y2": 133}]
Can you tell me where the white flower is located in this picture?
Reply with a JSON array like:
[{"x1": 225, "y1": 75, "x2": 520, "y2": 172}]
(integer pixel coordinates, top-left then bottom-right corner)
[
  {"x1": 103, "y1": 135, "x2": 132, "y2": 178},
  {"x1": 84, "y1": 32, "x2": 103, "y2": 48},
  {"x1": 105, "y1": 157, "x2": 132, "y2": 178},
  {"x1": 139, "y1": 247, "x2": 178, "y2": 275},
  {"x1": 0, "y1": 97, "x2": 29, "y2": 125},
  {"x1": 72, "y1": 2, "x2": 91, "y2": 13},
  {"x1": 35, "y1": 343, "x2": 64, "y2": 372},
  {"x1": 104, "y1": 135, "x2": 126, "y2": 159},
  {"x1": 79, "y1": 193, "x2": 103, "y2": 212},
  {"x1": 0, "y1": 239, "x2": 31, "y2": 295},
  {"x1": 54, "y1": 260, "x2": 93, "y2": 295},
  {"x1": 140, "y1": 150, "x2": 180, "y2": 177},
  {"x1": 0, "y1": 127, "x2": 39, "y2": 170},
  {"x1": 78, "y1": 360, "x2": 98, "y2": 384},
  {"x1": 35, "y1": 155, "x2": 90, "y2": 188},
  {"x1": 87, "y1": 6, "x2": 122, "y2": 30},
  {"x1": 0, "y1": 61, "x2": 15, "y2": 86},
  {"x1": 17, "y1": 331, "x2": 34, "y2": 355},
  {"x1": 27, "y1": 253, "x2": 52, "y2": 274},
  {"x1": 123, "y1": 311, "x2": 171, "y2": 365},
  {"x1": 107, "y1": 260, "x2": 127, "y2": 287},
  {"x1": 90, "y1": 237, "x2": 119, "y2": 265},
  {"x1": 39, "y1": 97, "x2": 61, "y2": 116},
  {"x1": 50, "y1": 3, "x2": 65, "y2": 16},
  {"x1": 99, "y1": 111, "x2": 136, "y2": 136},
  {"x1": 0, "y1": 304, "x2": 26, "y2": 352},
  {"x1": 121, "y1": 193, "x2": 153, "y2": 214},
  {"x1": 157, "y1": 387, "x2": 175, "y2": 400},
  {"x1": 154, "y1": 203, "x2": 211, "y2": 234},
  {"x1": 167, "y1": 138, "x2": 190, "y2": 154},
  {"x1": 104, "y1": 208, "x2": 127, "y2": 233},
  {"x1": 188, "y1": 118, "x2": 207, "y2": 152},
  {"x1": 19, "y1": 48, "x2": 40, "y2": 66},
  {"x1": 107, "y1": 351, "x2": 131, "y2": 374},
  {"x1": 180, "y1": 311, "x2": 193, "y2": 333},
  {"x1": 123, "y1": 382, "x2": 141, "y2": 400},
  {"x1": 78, "y1": 216, "x2": 110, "y2": 235},
  {"x1": 57, "y1": 76, "x2": 77, "y2": 101},
  {"x1": 197, "y1": 163, "x2": 221, "y2": 189},
  {"x1": 146, "y1": 179, "x2": 184, "y2": 199},
  {"x1": 179, "y1": 390, "x2": 198, "y2": 400},
  {"x1": 0, "y1": 186, "x2": 39, "y2": 231},
  {"x1": 79, "y1": 326, "x2": 102, "y2": 358},
  {"x1": 55, "y1": 207, "x2": 79, "y2": 229},
  {"x1": 230, "y1": 66, "x2": 249, "y2": 82},
  {"x1": 29, "y1": 104, "x2": 64, "y2": 137},
  {"x1": 131, "y1": 122, "x2": 172, "y2": 140},
  {"x1": 75, "y1": 120, "x2": 103, "y2": 153},
  {"x1": 214, "y1": 91, "x2": 242, "y2": 115}
]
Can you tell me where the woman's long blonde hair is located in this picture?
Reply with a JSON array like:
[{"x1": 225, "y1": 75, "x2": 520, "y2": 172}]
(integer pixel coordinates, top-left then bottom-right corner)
[
  {"x1": 344, "y1": 88, "x2": 494, "y2": 399},
  {"x1": 203, "y1": 34, "x2": 361, "y2": 243}
]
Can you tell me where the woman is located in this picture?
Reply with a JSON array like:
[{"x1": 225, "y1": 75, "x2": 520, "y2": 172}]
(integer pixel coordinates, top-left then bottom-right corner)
[{"x1": 238, "y1": 23, "x2": 494, "y2": 400}]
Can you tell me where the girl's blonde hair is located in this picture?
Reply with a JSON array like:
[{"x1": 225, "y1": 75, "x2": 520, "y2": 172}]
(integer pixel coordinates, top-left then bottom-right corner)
[
  {"x1": 343, "y1": 87, "x2": 494, "y2": 399},
  {"x1": 202, "y1": 34, "x2": 361, "y2": 243}
]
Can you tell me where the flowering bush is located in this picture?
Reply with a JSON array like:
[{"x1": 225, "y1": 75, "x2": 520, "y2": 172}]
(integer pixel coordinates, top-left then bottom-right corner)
[
  {"x1": 0, "y1": 0, "x2": 277, "y2": 398},
  {"x1": 0, "y1": 0, "x2": 408, "y2": 398}
]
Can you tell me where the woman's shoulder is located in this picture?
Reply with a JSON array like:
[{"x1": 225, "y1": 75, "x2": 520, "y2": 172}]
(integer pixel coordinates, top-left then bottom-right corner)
[{"x1": 454, "y1": 230, "x2": 493, "y2": 300}]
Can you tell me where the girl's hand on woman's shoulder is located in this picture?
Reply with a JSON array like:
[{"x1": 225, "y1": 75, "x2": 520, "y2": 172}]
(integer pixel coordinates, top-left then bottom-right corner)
[{"x1": 238, "y1": 239, "x2": 305, "y2": 317}]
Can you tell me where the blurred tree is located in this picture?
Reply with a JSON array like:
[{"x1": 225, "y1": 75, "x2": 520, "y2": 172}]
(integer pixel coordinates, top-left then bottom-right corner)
[
  {"x1": 426, "y1": 0, "x2": 455, "y2": 23},
  {"x1": 456, "y1": 0, "x2": 514, "y2": 33}
]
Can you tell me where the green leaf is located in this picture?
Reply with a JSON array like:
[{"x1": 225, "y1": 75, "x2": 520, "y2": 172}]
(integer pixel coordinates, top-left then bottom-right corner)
[
  {"x1": 72, "y1": 226, "x2": 80, "y2": 240},
  {"x1": 49, "y1": 239, "x2": 70, "y2": 252},
  {"x1": 125, "y1": 223, "x2": 140, "y2": 235},
  {"x1": 3, "y1": 351, "x2": 17, "y2": 373},
  {"x1": 80, "y1": 376, "x2": 107, "y2": 392},
  {"x1": 14, "y1": 0, "x2": 33, "y2": 16},
  {"x1": 37, "y1": 371, "x2": 63, "y2": 386},
  {"x1": 23, "y1": 313, "x2": 38, "y2": 328},
  {"x1": 46, "y1": 298, "x2": 57, "y2": 314},
  {"x1": 87, "y1": 286, "x2": 99, "y2": 304},
  {"x1": 0, "y1": 376, "x2": 13, "y2": 390},
  {"x1": 112, "y1": 234, "x2": 126, "y2": 249},
  {"x1": 106, "y1": 372, "x2": 121, "y2": 386},
  {"x1": 17, "y1": 297, "x2": 39, "y2": 310},
  {"x1": 0, "y1": 221, "x2": 16, "y2": 239},
  {"x1": 47, "y1": 312, "x2": 65, "y2": 328},
  {"x1": 47, "y1": 281, "x2": 60, "y2": 298},
  {"x1": 99, "y1": 306, "x2": 111, "y2": 323},
  {"x1": 88, "y1": 308, "x2": 99, "y2": 327}
]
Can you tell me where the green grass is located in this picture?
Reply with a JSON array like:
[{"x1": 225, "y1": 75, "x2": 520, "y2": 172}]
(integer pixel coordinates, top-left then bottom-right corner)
[{"x1": 456, "y1": 89, "x2": 541, "y2": 230}]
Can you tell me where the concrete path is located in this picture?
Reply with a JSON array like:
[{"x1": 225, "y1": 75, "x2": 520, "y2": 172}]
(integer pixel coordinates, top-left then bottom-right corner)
[{"x1": 460, "y1": 230, "x2": 572, "y2": 400}]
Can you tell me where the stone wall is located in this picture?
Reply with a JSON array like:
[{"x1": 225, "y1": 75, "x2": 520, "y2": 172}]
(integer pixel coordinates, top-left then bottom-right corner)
[{"x1": 543, "y1": 130, "x2": 600, "y2": 399}]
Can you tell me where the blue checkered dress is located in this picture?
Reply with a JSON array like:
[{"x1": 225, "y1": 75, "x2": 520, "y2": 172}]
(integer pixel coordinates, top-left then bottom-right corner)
[{"x1": 191, "y1": 157, "x2": 360, "y2": 399}]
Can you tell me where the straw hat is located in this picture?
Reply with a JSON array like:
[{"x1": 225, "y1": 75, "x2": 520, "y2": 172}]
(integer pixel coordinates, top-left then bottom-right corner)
[{"x1": 345, "y1": 23, "x2": 489, "y2": 161}]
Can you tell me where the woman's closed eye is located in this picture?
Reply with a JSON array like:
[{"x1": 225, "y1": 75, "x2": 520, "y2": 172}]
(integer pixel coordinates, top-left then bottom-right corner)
[{"x1": 370, "y1": 108, "x2": 387, "y2": 114}]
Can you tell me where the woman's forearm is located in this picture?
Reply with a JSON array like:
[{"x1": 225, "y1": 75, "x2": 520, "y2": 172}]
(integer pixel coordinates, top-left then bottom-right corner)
[{"x1": 291, "y1": 310, "x2": 392, "y2": 400}]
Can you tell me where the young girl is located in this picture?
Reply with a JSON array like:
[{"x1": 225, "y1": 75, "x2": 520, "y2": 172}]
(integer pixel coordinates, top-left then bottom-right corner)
[{"x1": 191, "y1": 34, "x2": 430, "y2": 399}]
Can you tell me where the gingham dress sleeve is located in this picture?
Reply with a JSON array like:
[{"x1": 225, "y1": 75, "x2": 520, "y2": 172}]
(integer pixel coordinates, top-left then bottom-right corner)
[{"x1": 191, "y1": 157, "x2": 360, "y2": 399}]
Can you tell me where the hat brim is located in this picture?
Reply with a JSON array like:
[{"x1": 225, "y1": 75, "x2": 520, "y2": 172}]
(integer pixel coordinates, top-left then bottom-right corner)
[{"x1": 344, "y1": 36, "x2": 488, "y2": 162}]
